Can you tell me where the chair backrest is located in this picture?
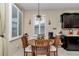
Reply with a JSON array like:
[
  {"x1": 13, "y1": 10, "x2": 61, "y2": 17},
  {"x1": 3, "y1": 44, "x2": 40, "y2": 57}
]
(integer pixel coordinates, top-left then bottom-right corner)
[
  {"x1": 54, "y1": 36, "x2": 61, "y2": 46},
  {"x1": 21, "y1": 36, "x2": 28, "y2": 48},
  {"x1": 35, "y1": 40, "x2": 49, "y2": 46},
  {"x1": 35, "y1": 40, "x2": 50, "y2": 55}
]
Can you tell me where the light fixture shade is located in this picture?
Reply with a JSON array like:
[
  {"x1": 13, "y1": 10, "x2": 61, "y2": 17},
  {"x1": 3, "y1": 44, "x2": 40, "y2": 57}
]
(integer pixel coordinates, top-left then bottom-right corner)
[
  {"x1": 36, "y1": 15, "x2": 41, "y2": 21},
  {"x1": 36, "y1": 17, "x2": 41, "y2": 21},
  {"x1": 36, "y1": 14, "x2": 41, "y2": 18}
]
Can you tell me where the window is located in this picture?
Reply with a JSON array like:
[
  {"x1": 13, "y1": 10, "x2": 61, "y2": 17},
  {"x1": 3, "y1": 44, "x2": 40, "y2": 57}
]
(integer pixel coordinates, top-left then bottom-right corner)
[
  {"x1": 12, "y1": 5, "x2": 18, "y2": 37},
  {"x1": 18, "y1": 12, "x2": 22, "y2": 35},
  {"x1": 8, "y1": 4, "x2": 23, "y2": 41},
  {"x1": 34, "y1": 16, "x2": 46, "y2": 37}
]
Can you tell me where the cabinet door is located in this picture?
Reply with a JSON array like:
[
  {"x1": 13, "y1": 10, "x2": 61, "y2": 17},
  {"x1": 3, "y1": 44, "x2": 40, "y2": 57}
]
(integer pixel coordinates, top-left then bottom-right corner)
[
  {"x1": 74, "y1": 14, "x2": 79, "y2": 28},
  {"x1": 63, "y1": 14, "x2": 73, "y2": 28}
]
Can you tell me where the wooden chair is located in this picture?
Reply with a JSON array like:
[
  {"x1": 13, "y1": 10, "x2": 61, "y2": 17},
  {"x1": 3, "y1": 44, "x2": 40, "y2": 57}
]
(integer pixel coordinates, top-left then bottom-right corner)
[
  {"x1": 45, "y1": 39, "x2": 57, "y2": 56},
  {"x1": 21, "y1": 36, "x2": 32, "y2": 56},
  {"x1": 50, "y1": 45, "x2": 57, "y2": 56},
  {"x1": 34, "y1": 40, "x2": 50, "y2": 56},
  {"x1": 52, "y1": 36, "x2": 62, "y2": 56}
]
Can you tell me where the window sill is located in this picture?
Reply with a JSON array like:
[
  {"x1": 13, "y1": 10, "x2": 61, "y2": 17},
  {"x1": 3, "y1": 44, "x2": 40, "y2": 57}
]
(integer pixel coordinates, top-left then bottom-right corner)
[{"x1": 8, "y1": 35, "x2": 22, "y2": 42}]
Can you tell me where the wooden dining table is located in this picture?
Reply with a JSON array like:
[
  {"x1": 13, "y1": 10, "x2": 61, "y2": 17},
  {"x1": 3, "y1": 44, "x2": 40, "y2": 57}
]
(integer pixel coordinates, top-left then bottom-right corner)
[
  {"x1": 28, "y1": 39, "x2": 55, "y2": 56},
  {"x1": 28, "y1": 38, "x2": 63, "y2": 46},
  {"x1": 28, "y1": 38, "x2": 63, "y2": 56},
  {"x1": 28, "y1": 39, "x2": 54, "y2": 46}
]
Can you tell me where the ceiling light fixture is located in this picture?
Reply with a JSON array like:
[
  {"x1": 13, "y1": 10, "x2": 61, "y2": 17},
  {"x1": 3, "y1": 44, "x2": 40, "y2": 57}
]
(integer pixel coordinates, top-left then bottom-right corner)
[{"x1": 36, "y1": 2, "x2": 41, "y2": 21}]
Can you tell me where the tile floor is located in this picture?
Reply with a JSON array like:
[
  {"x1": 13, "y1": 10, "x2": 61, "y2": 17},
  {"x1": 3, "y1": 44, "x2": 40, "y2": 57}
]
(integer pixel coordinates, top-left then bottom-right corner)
[{"x1": 13, "y1": 47, "x2": 79, "y2": 56}]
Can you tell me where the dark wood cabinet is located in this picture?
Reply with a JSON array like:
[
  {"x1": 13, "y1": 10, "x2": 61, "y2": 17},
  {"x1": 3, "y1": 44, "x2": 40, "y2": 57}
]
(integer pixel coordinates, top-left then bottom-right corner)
[
  {"x1": 61, "y1": 13, "x2": 79, "y2": 28},
  {"x1": 61, "y1": 35, "x2": 79, "y2": 51}
]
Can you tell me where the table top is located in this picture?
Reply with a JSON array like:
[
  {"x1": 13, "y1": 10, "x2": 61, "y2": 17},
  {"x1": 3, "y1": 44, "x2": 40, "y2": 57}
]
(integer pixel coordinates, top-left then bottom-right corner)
[{"x1": 28, "y1": 39, "x2": 54, "y2": 46}]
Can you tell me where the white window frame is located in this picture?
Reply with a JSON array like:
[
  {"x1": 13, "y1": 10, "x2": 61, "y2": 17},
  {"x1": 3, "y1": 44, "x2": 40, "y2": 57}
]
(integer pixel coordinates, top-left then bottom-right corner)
[
  {"x1": 8, "y1": 4, "x2": 23, "y2": 41},
  {"x1": 32, "y1": 15, "x2": 46, "y2": 38}
]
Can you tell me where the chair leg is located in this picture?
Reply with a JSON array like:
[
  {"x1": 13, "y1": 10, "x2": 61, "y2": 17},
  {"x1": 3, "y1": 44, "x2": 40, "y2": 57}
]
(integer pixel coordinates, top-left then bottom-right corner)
[
  {"x1": 47, "y1": 52, "x2": 50, "y2": 56},
  {"x1": 32, "y1": 51, "x2": 35, "y2": 56},
  {"x1": 34, "y1": 52, "x2": 37, "y2": 56},
  {"x1": 26, "y1": 52, "x2": 27, "y2": 56},
  {"x1": 56, "y1": 47, "x2": 58, "y2": 56},
  {"x1": 54, "y1": 50, "x2": 58, "y2": 56},
  {"x1": 54, "y1": 52, "x2": 56, "y2": 56},
  {"x1": 24, "y1": 51, "x2": 25, "y2": 56},
  {"x1": 24, "y1": 51, "x2": 27, "y2": 56},
  {"x1": 56, "y1": 51, "x2": 58, "y2": 56}
]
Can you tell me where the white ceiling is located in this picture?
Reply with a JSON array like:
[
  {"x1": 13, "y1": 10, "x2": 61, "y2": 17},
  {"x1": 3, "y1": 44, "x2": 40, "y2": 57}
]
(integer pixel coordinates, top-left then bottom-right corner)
[{"x1": 17, "y1": 3, "x2": 79, "y2": 10}]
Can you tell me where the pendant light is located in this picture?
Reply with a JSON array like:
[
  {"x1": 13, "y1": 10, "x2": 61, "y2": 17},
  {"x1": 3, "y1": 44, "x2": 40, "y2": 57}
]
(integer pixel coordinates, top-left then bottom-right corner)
[{"x1": 36, "y1": 2, "x2": 41, "y2": 21}]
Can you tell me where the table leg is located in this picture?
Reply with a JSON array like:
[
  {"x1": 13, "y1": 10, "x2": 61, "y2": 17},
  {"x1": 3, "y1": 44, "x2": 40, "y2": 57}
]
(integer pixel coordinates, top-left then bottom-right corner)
[
  {"x1": 56, "y1": 46, "x2": 58, "y2": 56},
  {"x1": 32, "y1": 46, "x2": 35, "y2": 56}
]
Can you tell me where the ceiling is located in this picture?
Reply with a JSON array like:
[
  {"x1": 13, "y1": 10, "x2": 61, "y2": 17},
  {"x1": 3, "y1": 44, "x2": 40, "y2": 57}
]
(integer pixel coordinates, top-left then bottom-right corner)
[{"x1": 17, "y1": 3, "x2": 79, "y2": 10}]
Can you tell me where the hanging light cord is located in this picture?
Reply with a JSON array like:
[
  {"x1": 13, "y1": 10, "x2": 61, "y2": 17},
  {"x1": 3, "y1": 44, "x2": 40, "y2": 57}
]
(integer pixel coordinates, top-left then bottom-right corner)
[{"x1": 38, "y1": 2, "x2": 40, "y2": 15}]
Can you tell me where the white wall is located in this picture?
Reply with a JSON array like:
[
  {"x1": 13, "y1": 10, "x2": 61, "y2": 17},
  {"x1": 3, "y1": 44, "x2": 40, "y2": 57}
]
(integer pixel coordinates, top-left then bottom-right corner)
[
  {"x1": 7, "y1": 4, "x2": 23, "y2": 56},
  {"x1": 2, "y1": 3, "x2": 23, "y2": 56},
  {"x1": 23, "y1": 9, "x2": 79, "y2": 39}
]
